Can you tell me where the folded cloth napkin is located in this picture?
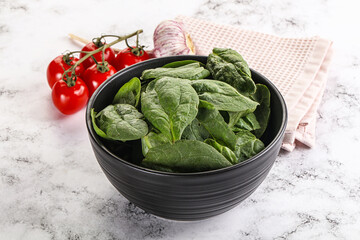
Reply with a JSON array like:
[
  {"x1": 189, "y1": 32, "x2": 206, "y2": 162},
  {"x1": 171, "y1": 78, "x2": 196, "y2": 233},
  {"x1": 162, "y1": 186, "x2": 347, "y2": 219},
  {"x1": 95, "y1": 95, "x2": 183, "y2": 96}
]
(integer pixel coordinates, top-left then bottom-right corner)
[{"x1": 175, "y1": 15, "x2": 333, "y2": 151}]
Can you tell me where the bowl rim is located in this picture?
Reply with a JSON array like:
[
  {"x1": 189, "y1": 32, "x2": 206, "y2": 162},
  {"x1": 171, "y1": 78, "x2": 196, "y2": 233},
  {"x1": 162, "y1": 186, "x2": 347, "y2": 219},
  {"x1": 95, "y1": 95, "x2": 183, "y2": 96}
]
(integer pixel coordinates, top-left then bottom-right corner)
[{"x1": 86, "y1": 55, "x2": 288, "y2": 176}]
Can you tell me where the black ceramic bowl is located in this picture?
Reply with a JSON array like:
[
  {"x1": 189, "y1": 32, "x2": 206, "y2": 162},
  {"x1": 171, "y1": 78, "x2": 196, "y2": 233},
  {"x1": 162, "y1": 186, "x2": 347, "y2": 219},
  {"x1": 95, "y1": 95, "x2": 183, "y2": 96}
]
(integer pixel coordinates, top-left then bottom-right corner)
[{"x1": 86, "y1": 55, "x2": 287, "y2": 221}]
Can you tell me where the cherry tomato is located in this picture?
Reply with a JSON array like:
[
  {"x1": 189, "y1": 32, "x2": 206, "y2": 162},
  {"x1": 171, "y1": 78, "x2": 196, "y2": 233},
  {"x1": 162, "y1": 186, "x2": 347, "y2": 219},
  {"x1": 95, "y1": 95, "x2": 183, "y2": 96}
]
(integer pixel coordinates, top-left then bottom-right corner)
[
  {"x1": 80, "y1": 42, "x2": 116, "y2": 69},
  {"x1": 51, "y1": 78, "x2": 89, "y2": 115},
  {"x1": 46, "y1": 55, "x2": 85, "y2": 88},
  {"x1": 113, "y1": 47, "x2": 150, "y2": 71},
  {"x1": 82, "y1": 63, "x2": 116, "y2": 96}
]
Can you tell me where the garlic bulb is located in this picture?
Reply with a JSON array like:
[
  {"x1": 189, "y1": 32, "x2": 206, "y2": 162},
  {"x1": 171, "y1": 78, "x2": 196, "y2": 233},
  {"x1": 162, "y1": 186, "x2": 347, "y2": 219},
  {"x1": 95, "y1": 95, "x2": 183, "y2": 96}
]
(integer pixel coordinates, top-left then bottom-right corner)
[{"x1": 153, "y1": 20, "x2": 196, "y2": 57}]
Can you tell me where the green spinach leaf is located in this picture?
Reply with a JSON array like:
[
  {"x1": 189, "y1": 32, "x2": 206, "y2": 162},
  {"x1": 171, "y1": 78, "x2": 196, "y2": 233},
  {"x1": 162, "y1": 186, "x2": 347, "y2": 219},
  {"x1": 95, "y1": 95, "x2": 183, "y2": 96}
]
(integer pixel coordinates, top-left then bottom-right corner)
[
  {"x1": 235, "y1": 129, "x2": 265, "y2": 162},
  {"x1": 181, "y1": 118, "x2": 210, "y2": 141},
  {"x1": 143, "y1": 140, "x2": 232, "y2": 172},
  {"x1": 197, "y1": 100, "x2": 237, "y2": 150},
  {"x1": 206, "y1": 48, "x2": 256, "y2": 95},
  {"x1": 112, "y1": 77, "x2": 141, "y2": 107},
  {"x1": 204, "y1": 138, "x2": 238, "y2": 164},
  {"x1": 141, "y1": 77, "x2": 199, "y2": 142},
  {"x1": 231, "y1": 112, "x2": 261, "y2": 132},
  {"x1": 91, "y1": 108, "x2": 111, "y2": 140},
  {"x1": 141, "y1": 162, "x2": 176, "y2": 172},
  {"x1": 227, "y1": 111, "x2": 243, "y2": 128},
  {"x1": 190, "y1": 79, "x2": 258, "y2": 114},
  {"x1": 161, "y1": 60, "x2": 202, "y2": 68},
  {"x1": 141, "y1": 131, "x2": 171, "y2": 156},
  {"x1": 92, "y1": 104, "x2": 148, "y2": 141},
  {"x1": 251, "y1": 84, "x2": 271, "y2": 138},
  {"x1": 141, "y1": 62, "x2": 210, "y2": 80}
]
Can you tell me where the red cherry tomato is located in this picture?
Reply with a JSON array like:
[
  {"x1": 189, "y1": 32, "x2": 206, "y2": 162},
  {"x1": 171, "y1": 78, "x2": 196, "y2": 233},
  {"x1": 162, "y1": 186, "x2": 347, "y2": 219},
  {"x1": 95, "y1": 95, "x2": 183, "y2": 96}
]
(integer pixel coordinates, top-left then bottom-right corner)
[
  {"x1": 46, "y1": 55, "x2": 85, "y2": 88},
  {"x1": 80, "y1": 42, "x2": 116, "y2": 69},
  {"x1": 82, "y1": 63, "x2": 116, "y2": 96},
  {"x1": 51, "y1": 78, "x2": 89, "y2": 115},
  {"x1": 113, "y1": 47, "x2": 150, "y2": 71}
]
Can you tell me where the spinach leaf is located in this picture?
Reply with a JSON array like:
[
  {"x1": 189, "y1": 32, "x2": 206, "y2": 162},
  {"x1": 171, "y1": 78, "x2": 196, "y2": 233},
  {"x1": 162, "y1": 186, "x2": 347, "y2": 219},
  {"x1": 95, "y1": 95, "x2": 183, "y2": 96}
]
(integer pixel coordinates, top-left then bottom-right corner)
[
  {"x1": 91, "y1": 108, "x2": 111, "y2": 140},
  {"x1": 112, "y1": 77, "x2": 141, "y2": 107},
  {"x1": 234, "y1": 129, "x2": 265, "y2": 162},
  {"x1": 227, "y1": 111, "x2": 242, "y2": 128},
  {"x1": 141, "y1": 77, "x2": 199, "y2": 142},
  {"x1": 204, "y1": 139, "x2": 238, "y2": 164},
  {"x1": 143, "y1": 140, "x2": 232, "y2": 172},
  {"x1": 197, "y1": 100, "x2": 237, "y2": 150},
  {"x1": 141, "y1": 131, "x2": 171, "y2": 156},
  {"x1": 231, "y1": 112, "x2": 260, "y2": 132},
  {"x1": 229, "y1": 84, "x2": 270, "y2": 134},
  {"x1": 251, "y1": 84, "x2": 271, "y2": 138},
  {"x1": 181, "y1": 118, "x2": 210, "y2": 141},
  {"x1": 190, "y1": 79, "x2": 258, "y2": 114},
  {"x1": 206, "y1": 48, "x2": 256, "y2": 95},
  {"x1": 141, "y1": 63, "x2": 210, "y2": 80},
  {"x1": 141, "y1": 162, "x2": 175, "y2": 172},
  {"x1": 92, "y1": 104, "x2": 148, "y2": 141},
  {"x1": 162, "y1": 60, "x2": 202, "y2": 68}
]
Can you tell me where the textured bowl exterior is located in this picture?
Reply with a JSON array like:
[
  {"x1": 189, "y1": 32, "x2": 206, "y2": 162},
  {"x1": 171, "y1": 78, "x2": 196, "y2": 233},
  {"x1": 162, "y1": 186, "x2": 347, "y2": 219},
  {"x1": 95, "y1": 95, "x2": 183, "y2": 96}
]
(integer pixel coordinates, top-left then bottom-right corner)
[{"x1": 86, "y1": 55, "x2": 287, "y2": 221}]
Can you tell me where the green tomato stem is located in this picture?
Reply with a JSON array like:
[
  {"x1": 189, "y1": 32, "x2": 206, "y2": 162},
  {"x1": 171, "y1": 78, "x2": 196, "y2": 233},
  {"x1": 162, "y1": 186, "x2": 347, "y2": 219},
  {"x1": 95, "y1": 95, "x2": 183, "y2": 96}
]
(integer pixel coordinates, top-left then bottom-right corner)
[
  {"x1": 63, "y1": 29, "x2": 143, "y2": 86},
  {"x1": 99, "y1": 34, "x2": 123, "y2": 40},
  {"x1": 68, "y1": 50, "x2": 91, "y2": 55}
]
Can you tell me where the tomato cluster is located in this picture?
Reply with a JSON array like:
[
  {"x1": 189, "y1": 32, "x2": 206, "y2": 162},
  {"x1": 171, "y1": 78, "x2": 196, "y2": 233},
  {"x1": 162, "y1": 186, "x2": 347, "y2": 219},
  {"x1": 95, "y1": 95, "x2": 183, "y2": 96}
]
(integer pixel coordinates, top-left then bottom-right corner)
[{"x1": 47, "y1": 36, "x2": 150, "y2": 115}]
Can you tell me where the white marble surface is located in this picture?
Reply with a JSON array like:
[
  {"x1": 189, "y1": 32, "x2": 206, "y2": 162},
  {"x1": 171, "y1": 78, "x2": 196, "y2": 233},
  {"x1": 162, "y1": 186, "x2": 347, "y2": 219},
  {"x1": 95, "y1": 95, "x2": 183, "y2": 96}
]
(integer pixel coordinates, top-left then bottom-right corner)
[{"x1": 1, "y1": 0, "x2": 359, "y2": 239}]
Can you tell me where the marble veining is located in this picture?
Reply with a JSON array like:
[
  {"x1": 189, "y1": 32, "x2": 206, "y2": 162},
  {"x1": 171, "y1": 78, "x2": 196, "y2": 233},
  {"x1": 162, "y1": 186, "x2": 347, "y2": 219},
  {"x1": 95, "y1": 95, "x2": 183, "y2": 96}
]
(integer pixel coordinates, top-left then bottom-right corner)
[{"x1": 1, "y1": 0, "x2": 359, "y2": 239}]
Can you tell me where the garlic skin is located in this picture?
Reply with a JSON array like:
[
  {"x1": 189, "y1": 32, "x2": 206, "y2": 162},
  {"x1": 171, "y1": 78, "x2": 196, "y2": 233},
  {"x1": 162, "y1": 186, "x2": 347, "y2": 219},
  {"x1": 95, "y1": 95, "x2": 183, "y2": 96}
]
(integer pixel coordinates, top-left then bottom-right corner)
[{"x1": 153, "y1": 20, "x2": 196, "y2": 57}]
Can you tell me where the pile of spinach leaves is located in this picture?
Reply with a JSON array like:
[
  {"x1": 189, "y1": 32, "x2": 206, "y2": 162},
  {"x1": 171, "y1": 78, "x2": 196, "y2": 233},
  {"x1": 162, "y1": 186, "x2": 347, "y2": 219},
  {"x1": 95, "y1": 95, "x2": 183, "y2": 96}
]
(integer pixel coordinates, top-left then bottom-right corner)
[{"x1": 91, "y1": 48, "x2": 271, "y2": 173}]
